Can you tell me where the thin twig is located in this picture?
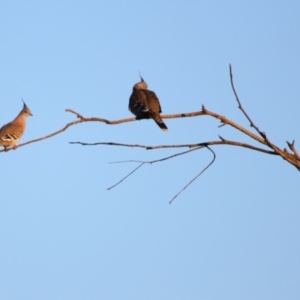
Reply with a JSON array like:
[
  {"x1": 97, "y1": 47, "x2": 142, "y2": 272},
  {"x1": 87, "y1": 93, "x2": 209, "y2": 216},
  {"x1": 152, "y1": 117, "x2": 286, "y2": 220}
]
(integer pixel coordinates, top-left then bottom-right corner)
[
  {"x1": 107, "y1": 146, "x2": 212, "y2": 203},
  {"x1": 109, "y1": 147, "x2": 203, "y2": 165},
  {"x1": 169, "y1": 146, "x2": 216, "y2": 204},
  {"x1": 229, "y1": 64, "x2": 300, "y2": 171},
  {"x1": 70, "y1": 139, "x2": 278, "y2": 155},
  {"x1": 107, "y1": 163, "x2": 144, "y2": 190},
  {"x1": 229, "y1": 64, "x2": 261, "y2": 134},
  {"x1": 107, "y1": 148, "x2": 203, "y2": 191}
]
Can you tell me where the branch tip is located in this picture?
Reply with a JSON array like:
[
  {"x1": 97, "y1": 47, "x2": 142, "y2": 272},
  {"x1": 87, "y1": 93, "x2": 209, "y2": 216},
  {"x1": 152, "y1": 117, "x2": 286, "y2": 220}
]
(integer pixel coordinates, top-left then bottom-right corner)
[{"x1": 169, "y1": 146, "x2": 216, "y2": 204}]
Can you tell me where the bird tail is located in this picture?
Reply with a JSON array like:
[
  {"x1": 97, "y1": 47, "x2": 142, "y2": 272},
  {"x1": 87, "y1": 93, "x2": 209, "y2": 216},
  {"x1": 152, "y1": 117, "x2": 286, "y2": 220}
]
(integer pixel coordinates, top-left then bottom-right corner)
[{"x1": 153, "y1": 114, "x2": 168, "y2": 131}]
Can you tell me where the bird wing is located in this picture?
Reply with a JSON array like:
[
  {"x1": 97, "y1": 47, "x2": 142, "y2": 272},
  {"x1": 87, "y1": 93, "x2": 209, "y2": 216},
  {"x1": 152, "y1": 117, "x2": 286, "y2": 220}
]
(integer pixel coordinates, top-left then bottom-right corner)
[
  {"x1": 0, "y1": 122, "x2": 24, "y2": 142},
  {"x1": 129, "y1": 89, "x2": 149, "y2": 113},
  {"x1": 143, "y1": 90, "x2": 162, "y2": 113}
]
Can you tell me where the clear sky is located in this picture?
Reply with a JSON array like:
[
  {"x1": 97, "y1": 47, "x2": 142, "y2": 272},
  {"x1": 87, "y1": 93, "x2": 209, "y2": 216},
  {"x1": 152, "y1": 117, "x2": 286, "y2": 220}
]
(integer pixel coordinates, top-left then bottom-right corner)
[{"x1": 0, "y1": 1, "x2": 299, "y2": 299}]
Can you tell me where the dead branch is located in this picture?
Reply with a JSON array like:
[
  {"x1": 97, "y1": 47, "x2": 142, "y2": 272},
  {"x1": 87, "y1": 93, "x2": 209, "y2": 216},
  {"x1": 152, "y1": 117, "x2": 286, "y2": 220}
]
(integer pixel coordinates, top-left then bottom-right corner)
[
  {"x1": 287, "y1": 140, "x2": 300, "y2": 161},
  {"x1": 107, "y1": 147, "x2": 202, "y2": 191},
  {"x1": 69, "y1": 64, "x2": 300, "y2": 202},
  {"x1": 201, "y1": 105, "x2": 267, "y2": 145},
  {"x1": 228, "y1": 64, "x2": 300, "y2": 171},
  {"x1": 109, "y1": 147, "x2": 202, "y2": 164},
  {"x1": 169, "y1": 146, "x2": 216, "y2": 204},
  {"x1": 70, "y1": 139, "x2": 278, "y2": 155},
  {"x1": 0, "y1": 117, "x2": 83, "y2": 153},
  {"x1": 66, "y1": 108, "x2": 205, "y2": 122},
  {"x1": 1, "y1": 65, "x2": 298, "y2": 174},
  {"x1": 70, "y1": 138, "x2": 279, "y2": 204},
  {"x1": 0, "y1": 108, "x2": 205, "y2": 153},
  {"x1": 106, "y1": 146, "x2": 215, "y2": 204},
  {"x1": 0, "y1": 64, "x2": 297, "y2": 203},
  {"x1": 107, "y1": 163, "x2": 144, "y2": 190},
  {"x1": 229, "y1": 64, "x2": 261, "y2": 134}
]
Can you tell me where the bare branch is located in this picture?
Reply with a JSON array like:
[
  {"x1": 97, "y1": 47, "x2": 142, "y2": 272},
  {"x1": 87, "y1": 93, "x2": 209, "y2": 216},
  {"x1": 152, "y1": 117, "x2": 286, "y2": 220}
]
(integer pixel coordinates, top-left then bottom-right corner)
[
  {"x1": 66, "y1": 108, "x2": 205, "y2": 123},
  {"x1": 70, "y1": 139, "x2": 278, "y2": 155},
  {"x1": 0, "y1": 108, "x2": 205, "y2": 153},
  {"x1": 107, "y1": 147, "x2": 203, "y2": 192},
  {"x1": 106, "y1": 146, "x2": 213, "y2": 204},
  {"x1": 260, "y1": 132, "x2": 300, "y2": 170},
  {"x1": 70, "y1": 141, "x2": 195, "y2": 150},
  {"x1": 66, "y1": 108, "x2": 137, "y2": 124},
  {"x1": 201, "y1": 105, "x2": 267, "y2": 146},
  {"x1": 287, "y1": 140, "x2": 300, "y2": 161},
  {"x1": 107, "y1": 163, "x2": 144, "y2": 190},
  {"x1": 0, "y1": 65, "x2": 297, "y2": 174},
  {"x1": 0, "y1": 117, "x2": 84, "y2": 153},
  {"x1": 109, "y1": 147, "x2": 202, "y2": 165},
  {"x1": 229, "y1": 65, "x2": 300, "y2": 171},
  {"x1": 169, "y1": 146, "x2": 216, "y2": 204},
  {"x1": 229, "y1": 64, "x2": 261, "y2": 134}
]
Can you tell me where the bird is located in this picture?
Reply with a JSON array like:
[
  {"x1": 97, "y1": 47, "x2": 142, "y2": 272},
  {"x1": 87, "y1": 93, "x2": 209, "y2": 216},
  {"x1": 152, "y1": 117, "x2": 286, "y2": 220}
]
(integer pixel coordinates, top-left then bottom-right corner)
[
  {"x1": 0, "y1": 100, "x2": 33, "y2": 151},
  {"x1": 129, "y1": 75, "x2": 168, "y2": 131}
]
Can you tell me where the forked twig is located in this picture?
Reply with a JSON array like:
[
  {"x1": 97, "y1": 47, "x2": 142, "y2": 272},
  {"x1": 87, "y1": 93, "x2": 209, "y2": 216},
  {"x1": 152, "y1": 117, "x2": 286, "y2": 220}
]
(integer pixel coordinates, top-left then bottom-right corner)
[
  {"x1": 169, "y1": 146, "x2": 216, "y2": 204},
  {"x1": 287, "y1": 140, "x2": 300, "y2": 161},
  {"x1": 107, "y1": 147, "x2": 203, "y2": 192},
  {"x1": 73, "y1": 64, "x2": 299, "y2": 202},
  {"x1": 109, "y1": 147, "x2": 203, "y2": 165},
  {"x1": 106, "y1": 146, "x2": 213, "y2": 204},
  {"x1": 229, "y1": 64, "x2": 300, "y2": 170}
]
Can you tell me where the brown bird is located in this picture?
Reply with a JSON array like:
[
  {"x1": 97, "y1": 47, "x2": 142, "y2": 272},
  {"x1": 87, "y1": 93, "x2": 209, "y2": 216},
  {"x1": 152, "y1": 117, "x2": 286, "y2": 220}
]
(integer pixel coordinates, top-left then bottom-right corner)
[
  {"x1": 0, "y1": 100, "x2": 33, "y2": 151},
  {"x1": 129, "y1": 75, "x2": 168, "y2": 131}
]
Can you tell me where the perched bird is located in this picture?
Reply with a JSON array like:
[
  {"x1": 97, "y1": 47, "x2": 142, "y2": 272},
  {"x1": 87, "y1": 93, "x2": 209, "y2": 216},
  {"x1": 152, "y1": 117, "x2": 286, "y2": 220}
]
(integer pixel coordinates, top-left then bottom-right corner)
[
  {"x1": 0, "y1": 100, "x2": 33, "y2": 151},
  {"x1": 129, "y1": 75, "x2": 168, "y2": 131}
]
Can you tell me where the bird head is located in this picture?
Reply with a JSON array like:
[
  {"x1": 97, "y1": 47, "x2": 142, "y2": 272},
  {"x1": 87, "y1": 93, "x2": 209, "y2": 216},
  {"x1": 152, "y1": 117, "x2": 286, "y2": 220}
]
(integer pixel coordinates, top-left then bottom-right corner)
[
  {"x1": 133, "y1": 73, "x2": 148, "y2": 89},
  {"x1": 21, "y1": 99, "x2": 33, "y2": 117}
]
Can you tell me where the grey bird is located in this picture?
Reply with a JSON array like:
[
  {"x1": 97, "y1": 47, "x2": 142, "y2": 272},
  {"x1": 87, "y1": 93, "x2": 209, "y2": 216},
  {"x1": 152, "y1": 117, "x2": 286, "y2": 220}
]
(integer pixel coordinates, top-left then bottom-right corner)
[{"x1": 129, "y1": 75, "x2": 168, "y2": 131}]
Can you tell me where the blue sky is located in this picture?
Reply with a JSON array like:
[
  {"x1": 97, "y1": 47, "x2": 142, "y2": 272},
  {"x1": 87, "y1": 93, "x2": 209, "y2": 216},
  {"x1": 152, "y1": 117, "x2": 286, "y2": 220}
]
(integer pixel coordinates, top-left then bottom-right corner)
[{"x1": 0, "y1": 1, "x2": 299, "y2": 299}]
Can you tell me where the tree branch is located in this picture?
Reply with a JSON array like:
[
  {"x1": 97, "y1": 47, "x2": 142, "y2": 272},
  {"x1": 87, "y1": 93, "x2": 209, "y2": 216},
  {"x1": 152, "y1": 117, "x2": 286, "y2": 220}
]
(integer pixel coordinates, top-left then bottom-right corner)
[
  {"x1": 1, "y1": 65, "x2": 298, "y2": 173},
  {"x1": 229, "y1": 64, "x2": 262, "y2": 135},
  {"x1": 169, "y1": 146, "x2": 216, "y2": 204},
  {"x1": 228, "y1": 64, "x2": 300, "y2": 171},
  {"x1": 0, "y1": 108, "x2": 205, "y2": 153},
  {"x1": 70, "y1": 139, "x2": 278, "y2": 155},
  {"x1": 65, "y1": 108, "x2": 205, "y2": 123},
  {"x1": 106, "y1": 146, "x2": 215, "y2": 204},
  {"x1": 69, "y1": 64, "x2": 300, "y2": 203},
  {"x1": 107, "y1": 147, "x2": 203, "y2": 191}
]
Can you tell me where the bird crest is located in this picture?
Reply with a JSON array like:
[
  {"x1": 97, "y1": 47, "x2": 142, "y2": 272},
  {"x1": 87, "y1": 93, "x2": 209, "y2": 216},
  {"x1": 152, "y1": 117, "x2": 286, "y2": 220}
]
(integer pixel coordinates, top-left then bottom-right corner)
[
  {"x1": 21, "y1": 98, "x2": 33, "y2": 117},
  {"x1": 133, "y1": 73, "x2": 148, "y2": 89}
]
